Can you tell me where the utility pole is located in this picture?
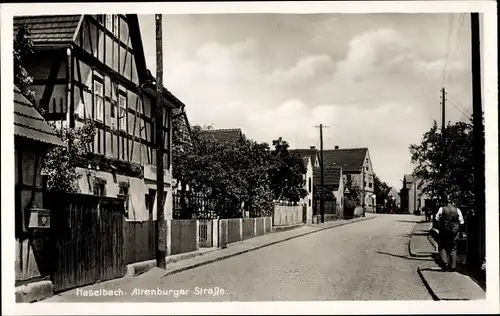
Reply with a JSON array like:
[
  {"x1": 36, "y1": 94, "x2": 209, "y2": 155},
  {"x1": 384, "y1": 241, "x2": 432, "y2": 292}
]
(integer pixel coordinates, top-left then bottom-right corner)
[
  {"x1": 440, "y1": 87, "x2": 446, "y2": 205},
  {"x1": 362, "y1": 166, "x2": 366, "y2": 217},
  {"x1": 315, "y1": 124, "x2": 329, "y2": 223},
  {"x1": 470, "y1": 12, "x2": 485, "y2": 268},
  {"x1": 155, "y1": 14, "x2": 166, "y2": 269}
]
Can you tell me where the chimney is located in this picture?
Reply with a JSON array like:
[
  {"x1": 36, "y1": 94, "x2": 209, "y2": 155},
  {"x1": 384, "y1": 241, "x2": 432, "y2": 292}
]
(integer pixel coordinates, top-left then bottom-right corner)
[
  {"x1": 310, "y1": 146, "x2": 316, "y2": 150},
  {"x1": 335, "y1": 146, "x2": 339, "y2": 150}
]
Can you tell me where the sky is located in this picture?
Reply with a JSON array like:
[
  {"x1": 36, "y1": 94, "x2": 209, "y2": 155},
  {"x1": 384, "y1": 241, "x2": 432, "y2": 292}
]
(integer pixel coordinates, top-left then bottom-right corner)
[{"x1": 138, "y1": 13, "x2": 473, "y2": 189}]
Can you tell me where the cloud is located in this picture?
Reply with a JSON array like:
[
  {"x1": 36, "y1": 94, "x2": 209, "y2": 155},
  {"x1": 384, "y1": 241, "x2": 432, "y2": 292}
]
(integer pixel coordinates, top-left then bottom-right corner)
[
  {"x1": 150, "y1": 18, "x2": 472, "y2": 188},
  {"x1": 265, "y1": 54, "x2": 335, "y2": 85}
]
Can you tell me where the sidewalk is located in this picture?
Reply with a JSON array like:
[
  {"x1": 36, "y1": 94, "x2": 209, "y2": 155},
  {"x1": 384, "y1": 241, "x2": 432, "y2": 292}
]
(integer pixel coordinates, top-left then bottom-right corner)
[
  {"x1": 410, "y1": 221, "x2": 486, "y2": 300},
  {"x1": 43, "y1": 215, "x2": 375, "y2": 302}
]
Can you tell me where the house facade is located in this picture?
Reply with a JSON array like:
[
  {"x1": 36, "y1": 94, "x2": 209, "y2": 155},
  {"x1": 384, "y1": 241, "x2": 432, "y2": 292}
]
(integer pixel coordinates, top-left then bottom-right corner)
[
  {"x1": 299, "y1": 157, "x2": 314, "y2": 224},
  {"x1": 313, "y1": 166, "x2": 344, "y2": 218},
  {"x1": 401, "y1": 174, "x2": 431, "y2": 214},
  {"x1": 322, "y1": 147, "x2": 376, "y2": 213},
  {"x1": 14, "y1": 14, "x2": 183, "y2": 221}
]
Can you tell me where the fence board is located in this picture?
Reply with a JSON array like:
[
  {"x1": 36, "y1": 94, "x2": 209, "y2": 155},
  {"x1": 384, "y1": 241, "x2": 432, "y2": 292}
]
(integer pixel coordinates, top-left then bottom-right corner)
[
  {"x1": 170, "y1": 220, "x2": 198, "y2": 255},
  {"x1": 227, "y1": 219, "x2": 241, "y2": 244},
  {"x1": 123, "y1": 221, "x2": 157, "y2": 264},
  {"x1": 255, "y1": 218, "x2": 265, "y2": 237},
  {"x1": 242, "y1": 218, "x2": 255, "y2": 240}
]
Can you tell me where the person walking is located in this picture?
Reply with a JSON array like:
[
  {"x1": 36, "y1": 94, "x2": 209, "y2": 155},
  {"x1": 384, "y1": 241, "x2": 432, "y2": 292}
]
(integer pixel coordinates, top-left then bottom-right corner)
[{"x1": 435, "y1": 198, "x2": 465, "y2": 272}]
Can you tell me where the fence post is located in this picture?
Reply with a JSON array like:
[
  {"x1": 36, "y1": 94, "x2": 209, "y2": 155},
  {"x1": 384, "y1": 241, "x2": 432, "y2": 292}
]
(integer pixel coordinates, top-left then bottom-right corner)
[
  {"x1": 166, "y1": 219, "x2": 171, "y2": 256},
  {"x1": 239, "y1": 218, "x2": 243, "y2": 242},
  {"x1": 195, "y1": 220, "x2": 200, "y2": 250},
  {"x1": 253, "y1": 218, "x2": 257, "y2": 237},
  {"x1": 212, "y1": 219, "x2": 218, "y2": 248}
]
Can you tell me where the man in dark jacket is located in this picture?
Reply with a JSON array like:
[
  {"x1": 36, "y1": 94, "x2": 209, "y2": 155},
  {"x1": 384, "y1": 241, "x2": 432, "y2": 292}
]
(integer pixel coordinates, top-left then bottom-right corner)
[{"x1": 435, "y1": 198, "x2": 465, "y2": 272}]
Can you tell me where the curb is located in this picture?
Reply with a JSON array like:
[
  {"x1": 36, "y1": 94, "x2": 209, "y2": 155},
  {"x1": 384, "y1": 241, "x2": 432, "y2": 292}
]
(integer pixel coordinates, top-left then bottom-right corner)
[
  {"x1": 15, "y1": 280, "x2": 54, "y2": 303},
  {"x1": 272, "y1": 223, "x2": 305, "y2": 232},
  {"x1": 408, "y1": 223, "x2": 435, "y2": 258},
  {"x1": 126, "y1": 249, "x2": 216, "y2": 276},
  {"x1": 417, "y1": 267, "x2": 440, "y2": 301},
  {"x1": 160, "y1": 216, "x2": 375, "y2": 279}
]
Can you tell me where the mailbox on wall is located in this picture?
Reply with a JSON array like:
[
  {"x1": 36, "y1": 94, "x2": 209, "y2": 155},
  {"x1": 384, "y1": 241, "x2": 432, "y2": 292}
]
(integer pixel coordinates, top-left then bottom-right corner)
[{"x1": 27, "y1": 208, "x2": 51, "y2": 229}]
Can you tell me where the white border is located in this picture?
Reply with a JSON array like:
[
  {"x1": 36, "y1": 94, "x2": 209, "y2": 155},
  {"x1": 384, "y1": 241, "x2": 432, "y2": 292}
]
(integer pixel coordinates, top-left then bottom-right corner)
[{"x1": 2, "y1": 1, "x2": 498, "y2": 315}]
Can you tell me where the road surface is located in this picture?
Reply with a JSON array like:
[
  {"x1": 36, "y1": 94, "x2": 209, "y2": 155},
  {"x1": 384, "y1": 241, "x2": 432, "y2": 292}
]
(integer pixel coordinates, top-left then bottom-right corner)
[{"x1": 46, "y1": 214, "x2": 434, "y2": 302}]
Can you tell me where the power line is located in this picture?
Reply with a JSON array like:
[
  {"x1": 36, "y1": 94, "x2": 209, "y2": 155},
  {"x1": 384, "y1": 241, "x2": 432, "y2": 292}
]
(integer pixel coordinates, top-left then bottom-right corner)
[
  {"x1": 446, "y1": 13, "x2": 466, "y2": 85},
  {"x1": 442, "y1": 13, "x2": 455, "y2": 85},
  {"x1": 447, "y1": 93, "x2": 471, "y2": 114},
  {"x1": 447, "y1": 99, "x2": 472, "y2": 120}
]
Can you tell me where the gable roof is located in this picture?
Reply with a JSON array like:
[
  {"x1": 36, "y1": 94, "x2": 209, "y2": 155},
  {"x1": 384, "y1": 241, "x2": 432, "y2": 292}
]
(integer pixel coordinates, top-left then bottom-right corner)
[
  {"x1": 202, "y1": 129, "x2": 243, "y2": 143},
  {"x1": 404, "y1": 174, "x2": 415, "y2": 185},
  {"x1": 313, "y1": 166, "x2": 342, "y2": 191},
  {"x1": 13, "y1": 15, "x2": 82, "y2": 44},
  {"x1": 291, "y1": 149, "x2": 319, "y2": 167},
  {"x1": 13, "y1": 14, "x2": 183, "y2": 109},
  {"x1": 14, "y1": 86, "x2": 64, "y2": 147},
  {"x1": 321, "y1": 148, "x2": 368, "y2": 173}
]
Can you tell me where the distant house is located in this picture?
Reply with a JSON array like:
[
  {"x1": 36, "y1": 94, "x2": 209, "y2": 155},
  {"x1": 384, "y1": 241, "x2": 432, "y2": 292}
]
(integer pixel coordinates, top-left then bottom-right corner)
[
  {"x1": 203, "y1": 128, "x2": 244, "y2": 143},
  {"x1": 290, "y1": 146, "x2": 321, "y2": 168},
  {"x1": 313, "y1": 166, "x2": 344, "y2": 218},
  {"x1": 14, "y1": 85, "x2": 65, "y2": 285},
  {"x1": 321, "y1": 146, "x2": 375, "y2": 213},
  {"x1": 388, "y1": 187, "x2": 401, "y2": 208},
  {"x1": 299, "y1": 156, "x2": 314, "y2": 224},
  {"x1": 401, "y1": 174, "x2": 431, "y2": 214},
  {"x1": 14, "y1": 14, "x2": 184, "y2": 222}
]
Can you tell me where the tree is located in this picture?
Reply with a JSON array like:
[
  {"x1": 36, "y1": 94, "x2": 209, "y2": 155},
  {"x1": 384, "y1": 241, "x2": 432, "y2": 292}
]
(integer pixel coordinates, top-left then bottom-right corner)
[
  {"x1": 42, "y1": 122, "x2": 97, "y2": 192},
  {"x1": 268, "y1": 137, "x2": 308, "y2": 202},
  {"x1": 172, "y1": 122, "x2": 275, "y2": 218},
  {"x1": 14, "y1": 23, "x2": 35, "y2": 101},
  {"x1": 409, "y1": 120, "x2": 474, "y2": 207},
  {"x1": 373, "y1": 174, "x2": 391, "y2": 211}
]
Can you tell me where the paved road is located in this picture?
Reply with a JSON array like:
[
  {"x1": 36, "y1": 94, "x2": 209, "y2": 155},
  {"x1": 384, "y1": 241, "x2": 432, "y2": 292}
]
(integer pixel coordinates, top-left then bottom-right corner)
[{"x1": 46, "y1": 214, "x2": 435, "y2": 302}]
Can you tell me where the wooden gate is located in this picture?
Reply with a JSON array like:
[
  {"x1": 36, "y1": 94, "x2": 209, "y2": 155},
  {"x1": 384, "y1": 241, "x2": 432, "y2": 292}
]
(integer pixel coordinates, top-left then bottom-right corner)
[
  {"x1": 45, "y1": 192, "x2": 126, "y2": 293},
  {"x1": 199, "y1": 220, "x2": 213, "y2": 248}
]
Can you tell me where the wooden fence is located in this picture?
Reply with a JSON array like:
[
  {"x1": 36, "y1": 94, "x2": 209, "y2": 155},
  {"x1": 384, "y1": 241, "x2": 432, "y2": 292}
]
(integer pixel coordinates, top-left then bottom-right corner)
[
  {"x1": 227, "y1": 219, "x2": 242, "y2": 244},
  {"x1": 265, "y1": 216, "x2": 272, "y2": 233},
  {"x1": 255, "y1": 217, "x2": 266, "y2": 237},
  {"x1": 242, "y1": 218, "x2": 255, "y2": 240},
  {"x1": 273, "y1": 205, "x2": 305, "y2": 227},
  {"x1": 45, "y1": 192, "x2": 126, "y2": 293},
  {"x1": 170, "y1": 220, "x2": 198, "y2": 255},
  {"x1": 123, "y1": 220, "x2": 159, "y2": 264}
]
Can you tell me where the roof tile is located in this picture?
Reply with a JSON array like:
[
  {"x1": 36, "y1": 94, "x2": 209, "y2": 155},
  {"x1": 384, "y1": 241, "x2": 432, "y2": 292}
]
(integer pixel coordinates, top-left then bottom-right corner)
[
  {"x1": 313, "y1": 166, "x2": 342, "y2": 190},
  {"x1": 14, "y1": 15, "x2": 81, "y2": 44},
  {"x1": 14, "y1": 86, "x2": 64, "y2": 147},
  {"x1": 322, "y1": 148, "x2": 368, "y2": 172}
]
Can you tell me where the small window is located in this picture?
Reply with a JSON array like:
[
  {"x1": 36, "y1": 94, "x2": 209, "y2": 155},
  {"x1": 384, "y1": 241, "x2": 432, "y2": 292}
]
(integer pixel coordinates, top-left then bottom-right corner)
[
  {"x1": 146, "y1": 189, "x2": 156, "y2": 220},
  {"x1": 308, "y1": 199, "x2": 311, "y2": 207},
  {"x1": 93, "y1": 80, "x2": 104, "y2": 121},
  {"x1": 308, "y1": 178, "x2": 312, "y2": 193},
  {"x1": 93, "y1": 180, "x2": 106, "y2": 196},
  {"x1": 118, "y1": 183, "x2": 129, "y2": 215},
  {"x1": 369, "y1": 182, "x2": 373, "y2": 188}
]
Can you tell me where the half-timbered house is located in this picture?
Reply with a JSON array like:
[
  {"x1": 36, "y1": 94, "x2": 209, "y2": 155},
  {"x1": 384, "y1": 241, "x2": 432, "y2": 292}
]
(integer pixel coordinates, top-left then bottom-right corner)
[{"x1": 14, "y1": 15, "x2": 183, "y2": 221}]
